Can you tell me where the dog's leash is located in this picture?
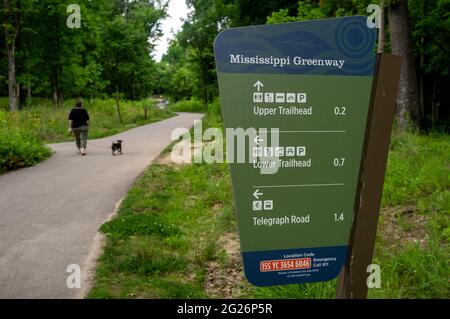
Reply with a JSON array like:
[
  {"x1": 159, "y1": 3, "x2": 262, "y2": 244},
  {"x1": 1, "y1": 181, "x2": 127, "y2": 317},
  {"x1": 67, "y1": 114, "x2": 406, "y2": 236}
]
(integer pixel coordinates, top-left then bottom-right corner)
[{"x1": 86, "y1": 142, "x2": 114, "y2": 150}]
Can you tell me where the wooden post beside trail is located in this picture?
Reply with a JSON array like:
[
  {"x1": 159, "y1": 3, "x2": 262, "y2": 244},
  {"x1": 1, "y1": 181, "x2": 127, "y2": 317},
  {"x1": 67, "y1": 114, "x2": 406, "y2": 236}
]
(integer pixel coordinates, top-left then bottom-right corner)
[
  {"x1": 115, "y1": 90, "x2": 122, "y2": 124},
  {"x1": 336, "y1": 54, "x2": 401, "y2": 299}
]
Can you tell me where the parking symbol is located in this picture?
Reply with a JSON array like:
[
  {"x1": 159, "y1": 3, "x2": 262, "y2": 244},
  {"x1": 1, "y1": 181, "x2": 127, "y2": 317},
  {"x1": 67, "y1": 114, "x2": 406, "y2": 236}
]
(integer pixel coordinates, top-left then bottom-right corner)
[
  {"x1": 297, "y1": 146, "x2": 306, "y2": 156},
  {"x1": 297, "y1": 93, "x2": 307, "y2": 103}
]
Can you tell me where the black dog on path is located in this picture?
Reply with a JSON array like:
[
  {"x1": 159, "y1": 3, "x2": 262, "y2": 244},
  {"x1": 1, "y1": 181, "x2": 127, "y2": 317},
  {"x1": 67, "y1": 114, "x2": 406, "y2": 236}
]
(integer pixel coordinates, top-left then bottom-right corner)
[{"x1": 112, "y1": 140, "x2": 123, "y2": 156}]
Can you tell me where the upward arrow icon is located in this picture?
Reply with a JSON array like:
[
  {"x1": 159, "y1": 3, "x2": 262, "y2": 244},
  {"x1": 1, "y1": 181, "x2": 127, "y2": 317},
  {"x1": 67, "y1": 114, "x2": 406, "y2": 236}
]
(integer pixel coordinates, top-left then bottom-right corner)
[{"x1": 253, "y1": 81, "x2": 264, "y2": 91}]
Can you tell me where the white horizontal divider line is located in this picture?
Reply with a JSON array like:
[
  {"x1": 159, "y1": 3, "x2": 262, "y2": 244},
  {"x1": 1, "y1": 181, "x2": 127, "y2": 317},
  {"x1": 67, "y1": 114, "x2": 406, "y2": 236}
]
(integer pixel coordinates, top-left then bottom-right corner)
[
  {"x1": 253, "y1": 183, "x2": 345, "y2": 188},
  {"x1": 257, "y1": 130, "x2": 347, "y2": 133}
]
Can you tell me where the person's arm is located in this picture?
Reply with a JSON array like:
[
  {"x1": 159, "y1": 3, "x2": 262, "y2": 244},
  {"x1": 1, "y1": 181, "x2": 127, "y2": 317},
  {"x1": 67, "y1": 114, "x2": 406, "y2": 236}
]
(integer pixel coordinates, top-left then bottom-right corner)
[
  {"x1": 68, "y1": 110, "x2": 73, "y2": 131},
  {"x1": 85, "y1": 109, "x2": 90, "y2": 126}
]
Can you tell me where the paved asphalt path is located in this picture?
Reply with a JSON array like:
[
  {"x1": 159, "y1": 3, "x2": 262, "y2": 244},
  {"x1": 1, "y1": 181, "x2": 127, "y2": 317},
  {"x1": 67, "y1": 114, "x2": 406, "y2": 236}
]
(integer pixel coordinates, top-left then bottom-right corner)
[{"x1": 0, "y1": 112, "x2": 203, "y2": 298}]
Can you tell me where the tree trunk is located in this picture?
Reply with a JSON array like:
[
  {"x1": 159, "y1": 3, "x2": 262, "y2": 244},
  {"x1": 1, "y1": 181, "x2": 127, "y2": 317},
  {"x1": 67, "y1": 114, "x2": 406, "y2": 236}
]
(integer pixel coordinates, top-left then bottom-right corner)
[
  {"x1": 115, "y1": 89, "x2": 123, "y2": 124},
  {"x1": 16, "y1": 82, "x2": 21, "y2": 109},
  {"x1": 3, "y1": 0, "x2": 19, "y2": 112},
  {"x1": 27, "y1": 81, "x2": 31, "y2": 101},
  {"x1": 6, "y1": 46, "x2": 18, "y2": 111},
  {"x1": 418, "y1": 0, "x2": 425, "y2": 122},
  {"x1": 431, "y1": 78, "x2": 437, "y2": 129},
  {"x1": 52, "y1": 70, "x2": 62, "y2": 106},
  {"x1": 387, "y1": 0, "x2": 421, "y2": 131},
  {"x1": 59, "y1": 93, "x2": 64, "y2": 107},
  {"x1": 52, "y1": 85, "x2": 58, "y2": 105},
  {"x1": 378, "y1": 0, "x2": 385, "y2": 54},
  {"x1": 419, "y1": 39, "x2": 424, "y2": 121}
]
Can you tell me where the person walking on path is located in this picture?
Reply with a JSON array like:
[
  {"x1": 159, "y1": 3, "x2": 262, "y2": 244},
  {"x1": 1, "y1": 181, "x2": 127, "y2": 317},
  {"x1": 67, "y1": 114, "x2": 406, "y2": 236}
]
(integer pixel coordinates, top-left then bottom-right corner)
[{"x1": 68, "y1": 100, "x2": 90, "y2": 156}]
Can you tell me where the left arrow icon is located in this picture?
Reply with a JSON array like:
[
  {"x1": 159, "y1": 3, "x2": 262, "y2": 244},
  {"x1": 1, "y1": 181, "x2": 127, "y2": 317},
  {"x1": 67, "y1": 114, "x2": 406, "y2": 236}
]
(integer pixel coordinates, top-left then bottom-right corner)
[
  {"x1": 253, "y1": 189, "x2": 263, "y2": 200},
  {"x1": 253, "y1": 136, "x2": 263, "y2": 146}
]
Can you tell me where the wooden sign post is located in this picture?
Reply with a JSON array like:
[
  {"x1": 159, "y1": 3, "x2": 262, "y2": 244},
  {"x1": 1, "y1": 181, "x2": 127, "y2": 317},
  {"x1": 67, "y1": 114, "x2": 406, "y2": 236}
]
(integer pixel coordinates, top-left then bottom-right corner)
[{"x1": 336, "y1": 53, "x2": 401, "y2": 299}]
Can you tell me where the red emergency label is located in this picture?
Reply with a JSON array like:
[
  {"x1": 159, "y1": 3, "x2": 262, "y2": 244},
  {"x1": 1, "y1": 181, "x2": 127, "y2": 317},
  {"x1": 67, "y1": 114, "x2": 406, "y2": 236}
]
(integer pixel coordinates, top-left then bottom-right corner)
[{"x1": 260, "y1": 258, "x2": 311, "y2": 272}]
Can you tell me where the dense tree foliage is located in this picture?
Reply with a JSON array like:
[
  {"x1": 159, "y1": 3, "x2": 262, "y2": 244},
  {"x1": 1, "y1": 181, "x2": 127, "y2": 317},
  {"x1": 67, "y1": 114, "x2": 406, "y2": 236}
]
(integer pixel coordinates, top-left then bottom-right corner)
[
  {"x1": 0, "y1": 0, "x2": 166, "y2": 108},
  {"x1": 408, "y1": 0, "x2": 449, "y2": 129},
  {"x1": 158, "y1": 0, "x2": 449, "y2": 131},
  {"x1": 1, "y1": 0, "x2": 448, "y2": 130},
  {"x1": 158, "y1": 0, "x2": 300, "y2": 106},
  {"x1": 159, "y1": 0, "x2": 233, "y2": 105}
]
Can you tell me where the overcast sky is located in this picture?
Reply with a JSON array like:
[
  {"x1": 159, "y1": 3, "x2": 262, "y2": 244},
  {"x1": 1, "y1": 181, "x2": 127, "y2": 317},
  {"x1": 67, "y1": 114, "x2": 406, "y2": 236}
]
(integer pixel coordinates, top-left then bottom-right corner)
[{"x1": 153, "y1": 0, "x2": 190, "y2": 62}]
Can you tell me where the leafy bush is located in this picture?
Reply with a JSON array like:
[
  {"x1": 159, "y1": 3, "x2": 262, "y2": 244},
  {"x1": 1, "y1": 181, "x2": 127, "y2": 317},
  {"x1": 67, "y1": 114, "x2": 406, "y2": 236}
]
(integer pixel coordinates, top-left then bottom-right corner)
[
  {"x1": 0, "y1": 97, "x2": 8, "y2": 111},
  {"x1": 169, "y1": 98, "x2": 206, "y2": 113},
  {"x1": 208, "y1": 97, "x2": 222, "y2": 118},
  {"x1": 0, "y1": 127, "x2": 51, "y2": 172},
  {"x1": 132, "y1": 98, "x2": 156, "y2": 110}
]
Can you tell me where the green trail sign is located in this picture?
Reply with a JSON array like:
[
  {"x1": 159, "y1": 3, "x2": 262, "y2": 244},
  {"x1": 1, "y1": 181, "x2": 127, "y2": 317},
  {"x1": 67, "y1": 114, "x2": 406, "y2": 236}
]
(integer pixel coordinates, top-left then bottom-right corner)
[{"x1": 214, "y1": 16, "x2": 379, "y2": 286}]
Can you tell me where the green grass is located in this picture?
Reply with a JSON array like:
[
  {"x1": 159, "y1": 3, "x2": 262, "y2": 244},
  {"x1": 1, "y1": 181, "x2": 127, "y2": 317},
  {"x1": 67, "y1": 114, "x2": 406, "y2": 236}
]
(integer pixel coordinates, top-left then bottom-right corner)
[
  {"x1": 88, "y1": 114, "x2": 233, "y2": 298},
  {"x1": 88, "y1": 162, "x2": 231, "y2": 298},
  {"x1": 383, "y1": 132, "x2": 450, "y2": 209},
  {"x1": 1, "y1": 97, "x2": 174, "y2": 143},
  {"x1": 0, "y1": 97, "x2": 174, "y2": 172},
  {"x1": 370, "y1": 239, "x2": 449, "y2": 298},
  {"x1": 89, "y1": 110, "x2": 449, "y2": 299},
  {"x1": 169, "y1": 98, "x2": 207, "y2": 113}
]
